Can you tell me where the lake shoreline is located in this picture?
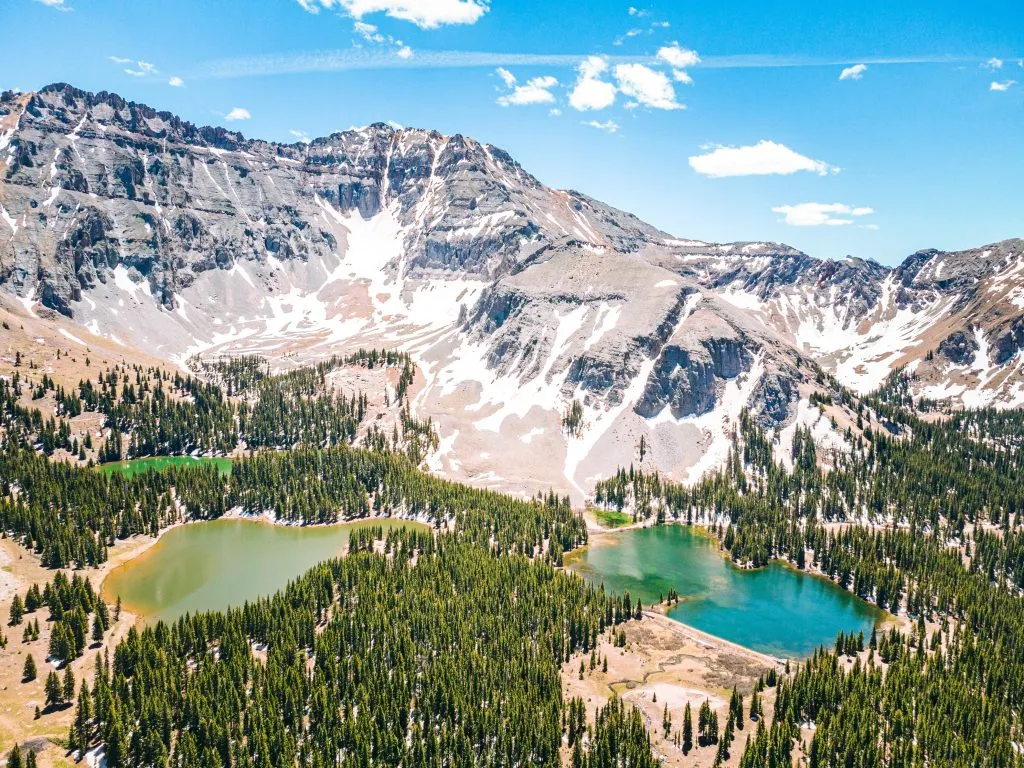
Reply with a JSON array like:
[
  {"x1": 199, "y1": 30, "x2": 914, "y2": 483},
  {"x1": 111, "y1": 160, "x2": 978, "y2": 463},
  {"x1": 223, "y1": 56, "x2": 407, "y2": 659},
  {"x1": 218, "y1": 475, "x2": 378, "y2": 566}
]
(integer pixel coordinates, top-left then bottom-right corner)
[{"x1": 644, "y1": 606, "x2": 784, "y2": 666}]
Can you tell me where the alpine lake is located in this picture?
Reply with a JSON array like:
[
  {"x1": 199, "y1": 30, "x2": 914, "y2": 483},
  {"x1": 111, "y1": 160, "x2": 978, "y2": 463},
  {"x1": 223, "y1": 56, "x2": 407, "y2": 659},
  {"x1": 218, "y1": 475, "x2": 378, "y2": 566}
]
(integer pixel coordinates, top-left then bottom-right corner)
[
  {"x1": 564, "y1": 524, "x2": 884, "y2": 658},
  {"x1": 101, "y1": 460, "x2": 882, "y2": 657},
  {"x1": 103, "y1": 517, "x2": 427, "y2": 624}
]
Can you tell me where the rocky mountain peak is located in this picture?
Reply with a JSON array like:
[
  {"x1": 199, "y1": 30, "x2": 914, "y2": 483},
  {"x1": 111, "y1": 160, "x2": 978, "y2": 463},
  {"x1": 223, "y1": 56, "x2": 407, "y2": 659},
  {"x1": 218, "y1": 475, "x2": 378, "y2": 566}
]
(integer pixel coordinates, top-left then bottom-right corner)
[{"x1": 1, "y1": 83, "x2": 1022, "y2": 499}]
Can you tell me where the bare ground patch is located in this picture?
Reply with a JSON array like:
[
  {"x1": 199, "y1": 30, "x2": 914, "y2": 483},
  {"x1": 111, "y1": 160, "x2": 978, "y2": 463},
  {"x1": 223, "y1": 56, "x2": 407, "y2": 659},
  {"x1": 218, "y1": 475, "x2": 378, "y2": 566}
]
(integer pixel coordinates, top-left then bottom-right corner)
[{"x1": 561, "y1": 612, "x2": 783, "y2": 767}]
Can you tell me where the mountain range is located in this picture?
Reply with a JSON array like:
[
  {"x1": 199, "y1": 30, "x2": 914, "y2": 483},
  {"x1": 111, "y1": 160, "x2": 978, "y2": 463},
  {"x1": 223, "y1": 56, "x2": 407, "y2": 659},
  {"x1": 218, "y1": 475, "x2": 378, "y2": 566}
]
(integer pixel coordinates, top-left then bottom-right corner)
[{"x1": 2, "y1": 83, "x2": 1022, "y2": 498}]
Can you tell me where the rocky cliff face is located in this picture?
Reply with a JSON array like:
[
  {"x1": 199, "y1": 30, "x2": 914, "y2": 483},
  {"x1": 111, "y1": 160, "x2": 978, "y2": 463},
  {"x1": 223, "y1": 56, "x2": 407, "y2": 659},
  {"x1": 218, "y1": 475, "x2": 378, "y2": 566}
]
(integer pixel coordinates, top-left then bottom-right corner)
[{"x1": 1, "y1": 84, "x2": 1022, "y2": 498}]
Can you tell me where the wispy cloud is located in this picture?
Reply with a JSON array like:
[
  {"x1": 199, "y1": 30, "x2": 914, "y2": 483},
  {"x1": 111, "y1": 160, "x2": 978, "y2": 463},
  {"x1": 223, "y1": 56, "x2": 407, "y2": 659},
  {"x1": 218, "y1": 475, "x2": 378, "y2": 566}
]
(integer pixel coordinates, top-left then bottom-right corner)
[
  {"x1": 296, "y1": 0, "x2": 488, "y2": 29},
  {"x1": 984, "y1": 57, "x2": 1004, "y2": 70},
  {"x1": 690, "y1": 141, "x2": 837, "y2": 178},
  {"x1": 123, "y1": 60, "x2": 159, "y2": 77},
  {"x1": 168, "y1": 76, "x2": 185, "y2": 87},
  {"x1": 990, "y1": 80, "x2": 1016, "y2": 92},
  {"x1": 195, "y1": 49, "x2": 991, "y2": 80},
  {"x1": 35, "y1": 0, "x2": 72, "y2": 11},
  {"x1": 352, "y1": 19, "x2": 412, "y2": 59},
  {"x1": 584, "y1": 119, "x2": 619, "y2": 133},
  {"x1": 839, "y1": 63, "x2": 867, "y2": 80},
  {"x1": 772, "y1": 202, "x2": 874, "y2": 227},
  {"x1": 495, "y1": 69, "x2": 559, "y2": 106}
]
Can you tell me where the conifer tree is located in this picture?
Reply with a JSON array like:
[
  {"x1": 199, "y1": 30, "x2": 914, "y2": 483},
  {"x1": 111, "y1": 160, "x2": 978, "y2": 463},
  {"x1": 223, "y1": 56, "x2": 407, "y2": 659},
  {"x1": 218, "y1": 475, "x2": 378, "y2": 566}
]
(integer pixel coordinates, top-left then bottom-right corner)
[
  {"x1": 9, "y1": 594, "x2": 24, "y2": 626},
  {"x1": 22, "y1": 654, "x2": 36, "y2": 682}
]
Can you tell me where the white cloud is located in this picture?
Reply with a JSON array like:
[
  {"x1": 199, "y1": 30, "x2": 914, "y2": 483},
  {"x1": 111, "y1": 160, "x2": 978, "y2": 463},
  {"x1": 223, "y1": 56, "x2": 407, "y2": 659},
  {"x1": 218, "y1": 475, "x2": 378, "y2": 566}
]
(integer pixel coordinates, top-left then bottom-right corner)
[
  {"x1": 839, "y1": 63, "x2": 867, "y2": 81},
  {"x1": 290, "y1": 129, "x2": 312, "y2": 143},
  {"x1": 496, "y1": 67, "x2": 516, "y2": 88},
  {"x1": 614, "y1": 63, "x2": 682, "y2": 109},
  {"x1": 657, "y1": 43, "x2": 700, "y2": 69},
  {"x1": 772, "y1": 202, "x2": 873, "y2": 227},
  {"x1": 689, "y1": 140, "x2": 837, "y2": 178},
  {"x1": 584, "y1": 119, "x2": 619, "y2": 133},
  {"x1": 297, "y1": 0, "x2": 488, "y2": 29},
  {"x1": 984, "y1": 57, "x2": 1004, "y2": 70},
  {"x1": 108, "y1": 56, "x2": 131, "y2": 64},
  {"x1": 35, "y1": 0, "x2": 72, "y2": 10},
  {"x1": 657, "y1": 44, "x2": 699, "y2": 86},
  {"x1": 496, "y1": 72, "x2": 559, "y2": 106},
  {"x1": 613, "y1": 28, "x2": 644, "y2": 46},
  {"x1": 353, "y1": 18, "x2": 412, "y2": 58},
  {"x1": 549, "y1": 108, "x2": 562, "y2": 116},
  {"x1": 354, "y1": 21, "x2": 385, "y2": 42},
  {"x1": 125, "y1": 60, "x2": 159, "y2": 77},
  {"x1": 990, "y1": 80, "x2": 1016, "y2": 92},
  {"x1": 225, "y1": 107, "x2": 252, "y2": 121},
  {"x1": 168, "y1": 76, "x2": 185, "y2": 87},
  {"x1": 569, "y1": 56, "x2": 617, "y2": 111}
]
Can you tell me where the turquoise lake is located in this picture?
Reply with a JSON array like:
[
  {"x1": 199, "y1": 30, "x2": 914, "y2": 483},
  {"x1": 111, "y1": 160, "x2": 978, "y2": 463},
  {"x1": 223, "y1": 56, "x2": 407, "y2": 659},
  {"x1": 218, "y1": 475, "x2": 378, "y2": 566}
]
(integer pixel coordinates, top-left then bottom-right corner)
[{"x1": 566, "y1": 524, "x2": 883, "y2": 658}]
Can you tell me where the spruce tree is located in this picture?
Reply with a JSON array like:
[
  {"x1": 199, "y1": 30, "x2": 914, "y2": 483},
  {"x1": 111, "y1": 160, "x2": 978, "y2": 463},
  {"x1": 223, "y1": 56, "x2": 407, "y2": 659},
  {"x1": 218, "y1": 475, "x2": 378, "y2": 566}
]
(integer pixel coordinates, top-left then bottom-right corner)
[
  {"x1": 44, "y1": 670, "x2": 62, "y2": 708},
  {"x1": 9, "y1": 594, "x2": 24, "y2": 626},
  {"x1": 682, "y1": 702, "x2": 693, "y2": 754},
  {"x1": 22, "y1": 654, "x2": 36, "y2": 682}
]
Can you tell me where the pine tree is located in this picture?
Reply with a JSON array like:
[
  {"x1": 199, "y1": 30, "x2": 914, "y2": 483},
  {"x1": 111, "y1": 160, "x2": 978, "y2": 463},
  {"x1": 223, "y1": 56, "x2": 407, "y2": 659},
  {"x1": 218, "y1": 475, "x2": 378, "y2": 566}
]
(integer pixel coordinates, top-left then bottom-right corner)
[
  {"x1": 682, "y1": 702, "x2": 693, "y2": 754},
  {"x1": 44, "y1": 670, "x2": 62, "y2": 708},
  {"x1": 91, "y1": 612, "x2": 104, "y2": 645},
  {"x1": 9, "y1": 594, "x2": 24, "y2": 626},
  {"x1": 63, "y1": 666, "x2": 75, "y2": 704},
  {"x1": 22, "y1": 654, "x2": 36, "y2": 682},
  {"x1": 73, "y1": 681, "x2": 92, "y2": 753}
]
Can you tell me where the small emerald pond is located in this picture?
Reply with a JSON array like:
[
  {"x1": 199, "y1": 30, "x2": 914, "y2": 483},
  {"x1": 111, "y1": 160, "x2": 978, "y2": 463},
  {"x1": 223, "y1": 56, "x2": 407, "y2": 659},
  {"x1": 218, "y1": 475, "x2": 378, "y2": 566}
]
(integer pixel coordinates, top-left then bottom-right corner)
[
  {"x1": 565, "y1": 525, "x2": 883, "y2": 658},
  {"x1": 97, "y1": 455, "x2": 234, "y2": 478},
  {"x1": 103, "y1": 518, "x2": 426, "y2": 624}
]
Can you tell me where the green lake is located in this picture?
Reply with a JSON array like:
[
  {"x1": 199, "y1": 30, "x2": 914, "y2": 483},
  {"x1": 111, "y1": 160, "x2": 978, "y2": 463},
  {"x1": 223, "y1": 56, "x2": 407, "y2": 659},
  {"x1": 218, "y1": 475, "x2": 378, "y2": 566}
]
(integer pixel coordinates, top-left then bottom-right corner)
[
  {"x1": 566, "y1": 525, "x2": 883, "y2": 658},
  {"x1": 97, "y1": 455, "x2": 234, "y2": 478},
  {"x1": 103, "y1": 518, "x2": 426, "y2": 623}
]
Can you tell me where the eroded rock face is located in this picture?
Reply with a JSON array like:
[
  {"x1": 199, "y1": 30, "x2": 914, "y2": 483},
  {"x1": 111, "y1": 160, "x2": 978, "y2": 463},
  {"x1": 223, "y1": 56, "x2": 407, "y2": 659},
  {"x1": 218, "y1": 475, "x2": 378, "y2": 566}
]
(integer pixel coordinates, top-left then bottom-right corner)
[
  {"x1": 939, "y1": 331, "x2": 979, "y2": 365},
  {"x1": 635, "y1": 337, "x2": 753, "y2": 419},
  {"x1": 994, "y1": 318, "x2": 1024, "y2": 366}
]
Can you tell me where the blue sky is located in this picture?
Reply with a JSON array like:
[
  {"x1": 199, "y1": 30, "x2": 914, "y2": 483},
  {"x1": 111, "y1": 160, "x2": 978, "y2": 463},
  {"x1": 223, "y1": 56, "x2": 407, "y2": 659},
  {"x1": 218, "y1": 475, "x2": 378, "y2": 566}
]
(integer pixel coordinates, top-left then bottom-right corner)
[{"x1": 3, "y1": 0, "x2": 1022, "y2": 263}]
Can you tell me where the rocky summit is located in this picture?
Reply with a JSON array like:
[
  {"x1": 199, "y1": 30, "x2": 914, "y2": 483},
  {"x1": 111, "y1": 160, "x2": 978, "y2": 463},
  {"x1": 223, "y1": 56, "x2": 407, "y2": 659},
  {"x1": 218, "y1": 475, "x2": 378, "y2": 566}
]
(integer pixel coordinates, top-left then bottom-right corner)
[{"x1": 1, "y1": 83, "x2": 1022, "y2": 498}]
